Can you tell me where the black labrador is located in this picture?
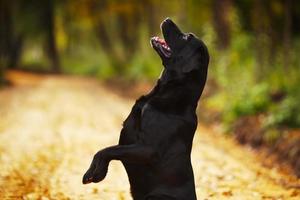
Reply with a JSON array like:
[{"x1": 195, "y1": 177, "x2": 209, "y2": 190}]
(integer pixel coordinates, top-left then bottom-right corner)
[{"x1": 83, "y1": 18, "x2": 209, "y2": 200}]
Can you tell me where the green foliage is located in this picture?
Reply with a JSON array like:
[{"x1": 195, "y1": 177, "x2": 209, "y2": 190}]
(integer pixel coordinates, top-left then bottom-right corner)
[
  {"x1": 230, "y1": 83, "x2": 271, "y2": 117},
  {"x1": 216, "y1": 82, "x2": 271, "y2": 126},
  {"x1": 125, "y1": 24, "x2": 162, "y2": 80},
  {"x1": 206, "y1": 26, "x2": 300, "y2": 130},
  {"x1": 265, "y1": 91, "x2": 300, "y2": 129},
  {"x1": 20, "y1": 42, "x2": 50, "y2": 72},
  {"x1": 61, "y1": 45, "x2": 116, "y2": 79},
  {"x1": 206, "y1": 29, "x2": 267, "y2": 125},
  {"x1": 127, "y1": 52, "x2": 161, "y2": 80}
]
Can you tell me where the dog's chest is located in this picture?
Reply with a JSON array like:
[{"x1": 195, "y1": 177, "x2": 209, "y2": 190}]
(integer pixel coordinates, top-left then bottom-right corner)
[{"x1": 119, "y1": 101, "x2": 148, "y2": 144}]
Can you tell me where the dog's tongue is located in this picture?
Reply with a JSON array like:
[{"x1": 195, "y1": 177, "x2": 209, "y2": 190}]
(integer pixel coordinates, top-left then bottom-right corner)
[
  {"x1": 158, "y1": 38, "x2": 166, "y2": 45},
  {"x1": 153, "y1": 36, "x2": 166, "y2": 45}
]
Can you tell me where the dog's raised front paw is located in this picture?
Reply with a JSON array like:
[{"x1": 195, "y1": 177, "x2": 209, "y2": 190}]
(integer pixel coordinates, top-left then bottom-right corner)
[{"x1": 82, "y1": 150, "x2": 109, "y2": 184}]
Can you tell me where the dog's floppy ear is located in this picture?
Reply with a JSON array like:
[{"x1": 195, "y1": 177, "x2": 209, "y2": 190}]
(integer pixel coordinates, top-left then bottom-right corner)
[
  {"x1": 182, "y1": 44, "x2": 209, "y2": 73},
  {"x1": 182, "y1": 55, "x2": 200, "y2": 73}
]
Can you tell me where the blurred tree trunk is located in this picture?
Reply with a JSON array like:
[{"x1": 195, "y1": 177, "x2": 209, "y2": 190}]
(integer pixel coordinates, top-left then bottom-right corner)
[
  {"x1": 96, "y1": 22, "x2": 113, "y2": 54},
  {"x1": 0, "y1": 0, "x2": 23, "y2": 82},
  {"x1": 0, "y1": 0, "x2": 11, "y2": 79},
  {"x1": 94, "y1": 0, "x2": 113, "y2": 57},
  {"x1": 252, "y1": 0, "x2": 266, "y2": 80},
  {"x1": 8, "y1": 35, "x2": 23, "y2": 69},
  {"x1": 93, "y1": 0, "x2": 141, "y2": 75},
  {"x1": 95, "y1": 19, "x2": 124, "y2": 73},
  {"x1": 212, "y1": 0, "x2": 232, "y2": 50},
  {"x1": 92, "y1": 0, "x2": 124, "y2": 72},
  {"x1": 43, "y1": 0, "x2": 60, "y2": 73},
  {"x1": 117, "y1": 10, "x2": 140, "y2": 58},
  {"x1": 283, "y1": 0, "x2": 292, "y2": 70},
  {"x1": 143, "y1": 0, "x2": 157, "y2": 36}
]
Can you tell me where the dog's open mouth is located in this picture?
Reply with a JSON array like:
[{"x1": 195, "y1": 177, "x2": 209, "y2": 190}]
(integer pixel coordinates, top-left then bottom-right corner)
[{"x1": 151, "y1": 36, "x2": 172, "y2": 58}]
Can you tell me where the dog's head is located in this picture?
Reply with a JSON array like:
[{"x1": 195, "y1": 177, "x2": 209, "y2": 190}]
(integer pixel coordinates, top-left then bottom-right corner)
[{"x1": 151, "y1": 18, "x2": 209, "y2": 75}]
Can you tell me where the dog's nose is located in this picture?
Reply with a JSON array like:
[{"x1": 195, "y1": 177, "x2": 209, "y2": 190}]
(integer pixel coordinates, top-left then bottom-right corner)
[
  {"x1": 161, "y1": 18, "x2": 173, "y2": 30},
  {"x1": 164, "y1": 17, "x2": 172, "y2": 23}
]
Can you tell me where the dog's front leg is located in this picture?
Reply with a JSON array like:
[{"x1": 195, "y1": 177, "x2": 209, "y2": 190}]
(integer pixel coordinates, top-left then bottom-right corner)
[{"x1": 82, "y1": 144, "x2": 156, "y2": 184}]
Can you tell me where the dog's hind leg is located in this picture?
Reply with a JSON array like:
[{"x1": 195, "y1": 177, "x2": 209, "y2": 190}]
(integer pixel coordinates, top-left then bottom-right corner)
[{"x1": 145, "y1": 194, "x2": 177, "y2": 200}]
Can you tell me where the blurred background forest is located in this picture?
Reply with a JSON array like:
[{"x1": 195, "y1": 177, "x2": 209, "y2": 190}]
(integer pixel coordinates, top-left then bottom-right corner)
[{"x1": 1, "y1": 0, "x2": 300, "y2": 177}]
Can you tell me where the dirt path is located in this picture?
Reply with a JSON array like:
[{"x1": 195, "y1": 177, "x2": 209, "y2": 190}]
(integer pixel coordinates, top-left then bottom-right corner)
[{"x1": 0, "y1": 71, "x2": 299, "y2": 200}]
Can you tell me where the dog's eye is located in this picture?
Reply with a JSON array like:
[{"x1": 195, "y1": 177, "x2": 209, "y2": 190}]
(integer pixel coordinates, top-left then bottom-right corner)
[
  {"x1": 183, "y1": 35, "x2": 189, "y2": 40},
  {"x1": 188, "y1": 33, "x2": 195, "y2": 39},
  {"x1": 183, "y1": 33, "x2": 194, "y2": 41}
]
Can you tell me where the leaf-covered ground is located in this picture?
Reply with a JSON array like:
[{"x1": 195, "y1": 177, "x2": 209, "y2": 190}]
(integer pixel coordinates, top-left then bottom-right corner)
[{"x1": 0, "y1": 71, "x2": 299, "y2": 200}]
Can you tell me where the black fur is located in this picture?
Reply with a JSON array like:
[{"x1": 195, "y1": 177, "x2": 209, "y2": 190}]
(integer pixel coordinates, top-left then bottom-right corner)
[{"x1": 83, "y1": 18, "x2": 209, "y2": 200}]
